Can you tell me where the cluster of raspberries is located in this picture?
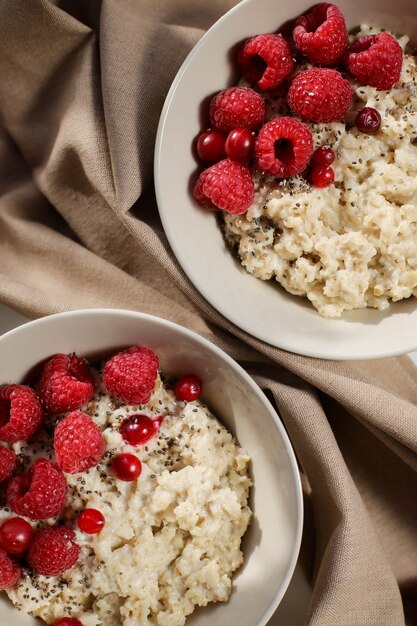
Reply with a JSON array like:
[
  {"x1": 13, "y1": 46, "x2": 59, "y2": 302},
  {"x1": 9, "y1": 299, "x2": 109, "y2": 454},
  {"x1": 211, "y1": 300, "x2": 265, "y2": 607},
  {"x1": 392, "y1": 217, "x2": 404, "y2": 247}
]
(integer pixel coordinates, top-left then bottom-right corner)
[
  {"x1": 0, "y1": 346, "x2": 159, "y2": 588},
  {"x1": 193, "y1": 2, "x2": 403, "y2": 215}
]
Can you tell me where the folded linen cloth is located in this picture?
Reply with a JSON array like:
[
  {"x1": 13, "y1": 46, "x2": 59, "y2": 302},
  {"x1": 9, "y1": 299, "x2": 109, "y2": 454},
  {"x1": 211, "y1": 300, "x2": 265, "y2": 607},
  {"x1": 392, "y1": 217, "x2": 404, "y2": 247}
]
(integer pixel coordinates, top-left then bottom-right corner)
[{"x1": 0, "y1": 1, "x2": 416, "y2": 624}]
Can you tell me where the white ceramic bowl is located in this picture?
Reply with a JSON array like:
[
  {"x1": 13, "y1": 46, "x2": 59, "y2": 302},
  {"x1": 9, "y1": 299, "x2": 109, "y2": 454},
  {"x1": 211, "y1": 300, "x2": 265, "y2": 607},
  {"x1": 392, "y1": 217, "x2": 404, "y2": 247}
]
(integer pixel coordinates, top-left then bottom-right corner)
[
  {"x1": 0, "y1": 309, "x2": 302, "y2": 626},
  {"x1": 155, "y1": 0, "x2": 417, "y2": 360}
]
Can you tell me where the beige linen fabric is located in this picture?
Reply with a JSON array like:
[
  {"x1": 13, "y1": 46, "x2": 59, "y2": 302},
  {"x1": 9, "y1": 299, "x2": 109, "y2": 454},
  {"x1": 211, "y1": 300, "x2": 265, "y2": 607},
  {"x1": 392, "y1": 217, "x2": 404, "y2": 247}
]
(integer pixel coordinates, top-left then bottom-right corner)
[{"x1": 0, "y1": 1, "x2": 416, "y2": 624}]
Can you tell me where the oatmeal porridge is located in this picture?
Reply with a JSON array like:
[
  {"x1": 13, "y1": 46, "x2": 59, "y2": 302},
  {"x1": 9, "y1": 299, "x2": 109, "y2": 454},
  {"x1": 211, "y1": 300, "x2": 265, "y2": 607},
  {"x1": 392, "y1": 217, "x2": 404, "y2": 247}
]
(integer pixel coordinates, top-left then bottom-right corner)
[
  {"x1": 0, "y1": 349, "x2": 251, "y2": 626},
  {"x1": 223, "y1": 29, "x2": 417, "y2": 317},
  {"x1": 193, "y1": 6, "x2": 417, "y2": 318}
]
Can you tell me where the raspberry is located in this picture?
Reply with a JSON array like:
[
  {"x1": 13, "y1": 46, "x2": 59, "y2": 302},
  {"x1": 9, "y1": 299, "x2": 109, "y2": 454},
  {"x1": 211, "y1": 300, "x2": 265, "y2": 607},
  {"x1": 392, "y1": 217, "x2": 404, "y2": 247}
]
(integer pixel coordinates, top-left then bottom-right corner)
[
  {"x1": 0, "y1": 549, "x2": 20, "y2": 589},
  {"x1": 293, "y1": 3, "x2": 348, "y2": 65},
  {"x1": 28, "y1": 526, "x2": 80, "y2": 576},
  {"x1": 345, "y1": 32, "x2": 403, "y2": 90},
  {"x1": 54, "y1": 411, "x2": 105, "y2": 474},
  {"x1": 255, "y1": 118, "x2": 313, "y2": 178},
  {"x1": 39, "y1": 353, "x2": 95, "y2": 415},
  {"x1": 103, "y1": 346, "x2": 159, "y2": 405},
  {"x1": 0, "y1": 445, "x2": 16, "y2": 482},
  {"x1": 0, "y1": 385, "x2": 43, "y2": 443},
  {"x1": 209, "y1": 87, "x2": 265, "y2": 132},
  {"x1": 288, "y1": 68, "x2": 352, "y2": 123},
  {"x1": 193, "y1": 159, "x2": 254, "y2": 214},
  {"x1": 238, "y1": 34, "x2": 294, "y2": 91},
  {"x1": 7, "y1": 459, "x2": 67, "y2": 520}
]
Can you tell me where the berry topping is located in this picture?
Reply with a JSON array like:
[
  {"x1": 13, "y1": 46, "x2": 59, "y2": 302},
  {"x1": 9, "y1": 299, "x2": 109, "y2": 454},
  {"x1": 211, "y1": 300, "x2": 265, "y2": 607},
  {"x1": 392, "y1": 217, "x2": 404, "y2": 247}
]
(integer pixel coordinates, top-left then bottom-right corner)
[
  {"x1": 209, "y1": 87, "x2": 265, "y2": 132},
  {"x1": 225, "y1": 128, "x2": 255, "y2": 163},
  {"x1": 54, "y1": 620, "x2": 84, "y2": 626},
  {"x1": 112, "y1": 453, "x2": 142, "y2": 482},
  {"x1": 288, "y1": 68, "x2": 352, "y2": 123},
  {"x1": 39, "y1": 353, "x2": 95, "y2": 415},
  {"x1": 255, "y1": 117, "x2": 313, "y2": 178},
  {"x1": 193, "y1": 159, "x2": 254, "y2": 214},
  {"x1": 0, "y1": 445, "x2": 16, "y2": 482},
  {"x1": 196, "y1": 130, "x2": 226, "y2": 163},
  {"x1": 78, "y1": 508, "x2": 105, "y2": 534},
  {"x1": 120, "y1": 414, "x2": 158, "y2": 446},
  {"x1": 7, "y1": 459, "x2": 67, "y2": 520},
  {"x1": 54, "y1": 411, "x2": 105, "y2": 474},
  {"x1": 0, "y1": 517, "x2": 34, "y2": 554},
  {"x1": 174, "y1": 375, "x2": 202, "y2": 402},
  {"x1": 103, "y1": 346, "x2": 159, "y2": 405},
  {"x1": 0, "y1": 385, "x2": 43, "y2": 443},
  {"x1": 355, "y1": 106, "x2": 382, "y2": 134},
  {"x1": 0, "y1": 549, "x2": 20, "y2": 589},
  {"x1": 345, "y1": 33, "x2": 403, "y2": 90},
  {"x1": 293, "y1": 3, "x2": 349, "y2": 65},
  {"x1": 28, "y1": 526, "x2": 80, "y2": 576},
  {"x1": 238, "y1": 33, "x2": 294, "y2": 91},
  {"x1": 311, "y1": 146, "x2": 335, "y2": 167},
  {"x1": 310, "y1": 165, "x2": 335, "y2": 187}
]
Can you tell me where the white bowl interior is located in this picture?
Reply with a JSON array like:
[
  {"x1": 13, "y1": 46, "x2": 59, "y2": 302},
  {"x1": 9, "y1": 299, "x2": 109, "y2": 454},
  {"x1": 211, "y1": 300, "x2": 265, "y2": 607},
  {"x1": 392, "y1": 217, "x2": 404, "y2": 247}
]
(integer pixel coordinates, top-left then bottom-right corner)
[
  {"x1": 0, "y1": 309, "x2": 302, "y2": 626},
  {"x1": 155, "y1": 0, "x2": 417, "y2": 360}
]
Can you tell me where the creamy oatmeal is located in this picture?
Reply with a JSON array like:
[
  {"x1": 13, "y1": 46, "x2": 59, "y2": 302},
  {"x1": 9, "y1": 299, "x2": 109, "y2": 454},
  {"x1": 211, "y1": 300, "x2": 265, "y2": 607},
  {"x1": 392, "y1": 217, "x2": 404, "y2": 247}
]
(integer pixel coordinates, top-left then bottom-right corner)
[
  {"x1": 2, "y1": 374, "x2": 251, "y2": 626},
  {"x1": 223, "y1": 27, "x2": 417, "y2": 318}
]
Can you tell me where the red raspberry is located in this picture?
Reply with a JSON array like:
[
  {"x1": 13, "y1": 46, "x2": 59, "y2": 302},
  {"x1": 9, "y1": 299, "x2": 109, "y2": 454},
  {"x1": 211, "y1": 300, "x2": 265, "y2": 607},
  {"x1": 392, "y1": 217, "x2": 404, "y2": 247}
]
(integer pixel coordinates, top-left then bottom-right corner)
[
  {"x1": 7, "y1": 459, "x2": 67, "y2": 520},
  {"x1": 28, "y1": 526, "x2": 80, "y2": 576},
  {"x1": 288, "y1": 68, "x2": 352, "y2": 123},
  {"x1": 39, "y1": 353, "x2": 95, "y2": 415},
  {"x1": 54, "y1": 411, "x2": 105, "y2": 474},
  {"x1": 293, "y1": 3, "x2": 349, "y2": 65},
  {"x1": 238, "y1": 34, "x2": 294, "y2": 91},
  {"x1": 345, "y1": 33, "x2": 403, "y2": 90},
  {"x1": 0, "y1": 445, "x2": 16, "y2": 482},
  {"x1": 255, "y1": 118, "x2": 313, "y2": 178},
  {"x1": 0, "y1": 549, "x2": 20, "y2": 589},
  {"x1": 0, "y1": 385, "x2": 43, "y2": 443},
  {"x1": 103, "y1": 346, "x2": 159, "y2": 405},
  {"x1": 193, "y1": 159, "x2": 254, "y2": 214},
  {"x1": 209, "y1": 87, "x2": 265, "y2": 132}
]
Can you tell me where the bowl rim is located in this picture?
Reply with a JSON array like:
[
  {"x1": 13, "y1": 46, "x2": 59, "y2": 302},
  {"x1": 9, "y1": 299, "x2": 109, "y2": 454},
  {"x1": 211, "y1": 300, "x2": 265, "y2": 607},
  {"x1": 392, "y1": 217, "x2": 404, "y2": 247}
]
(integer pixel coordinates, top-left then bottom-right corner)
[
  {"x1": 154, "y1": 0, "x2": 417, "y2": 361},
  {"x1": 0, "y1": 307, "x2": 304, "y2": 625}
]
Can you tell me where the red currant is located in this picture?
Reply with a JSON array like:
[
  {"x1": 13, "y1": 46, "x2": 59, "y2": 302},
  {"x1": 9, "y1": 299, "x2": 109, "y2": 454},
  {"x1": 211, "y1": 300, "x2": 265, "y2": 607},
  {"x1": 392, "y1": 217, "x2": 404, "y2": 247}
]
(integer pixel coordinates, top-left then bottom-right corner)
[
  {"x1": 196, "y1": 130, "x2": 226, "y2": 163},
  {"x1": 112, "y1": 453, "x2": 142, "y2": 481},
  {"x1": 54, "y1": 619, "x2": 84, "y2": 626},
  {"x1": 174, "y1": 375, "x2": 202, "y2": 402},
  {"x1": 311, "y1": 147, "x2": 335, "y2": 167},
  {"x1": 355, "y1": 107, "x2": 381, "y2": 134},
  {"x1": 120, "y1": 415, "x2": 156, "y2": 446},
  {"x1": 225, "y1": 128, "x2": 255, "y2": 162},
  {"x1": 310, "y1": 166, "x2": 335, "y2": 188},
  {"x1": 78, "y1": 509, "x2": 105, "y2": 535},
  {"x1": 0, "y1": 517, "x2": 34, "y2": 555}
]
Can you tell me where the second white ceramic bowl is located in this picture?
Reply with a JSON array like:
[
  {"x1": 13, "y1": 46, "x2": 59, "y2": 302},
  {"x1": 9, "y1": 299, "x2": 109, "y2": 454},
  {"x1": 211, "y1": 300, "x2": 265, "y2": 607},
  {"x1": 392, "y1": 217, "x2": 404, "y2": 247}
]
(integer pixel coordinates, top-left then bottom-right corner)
[
  {"x1": 0, "y1": 309, "x2": 302, "y2": 626},
  {"x1": 155, "y1": 0, "x2": 417, "y2": 359}
]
